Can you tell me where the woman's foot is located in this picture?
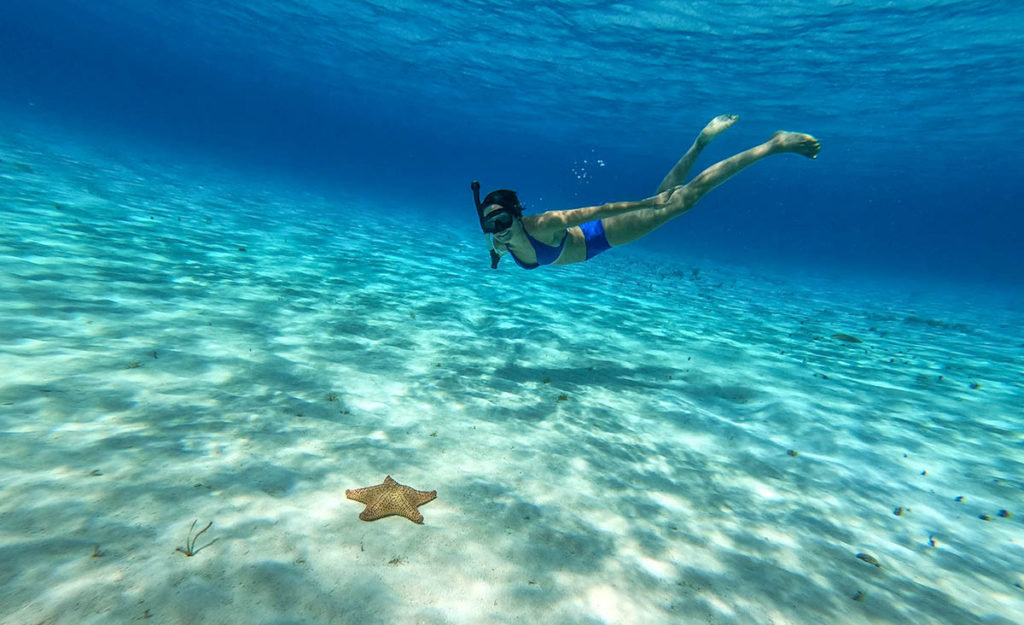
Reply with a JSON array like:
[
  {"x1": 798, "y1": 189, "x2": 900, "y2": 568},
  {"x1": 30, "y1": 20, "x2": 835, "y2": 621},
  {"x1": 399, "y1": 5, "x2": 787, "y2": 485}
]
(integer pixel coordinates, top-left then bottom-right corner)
[
  {"x1": 700, "y1": 114, "x2": 739, "y2": 142},
  {"x1": 770, "y1": 130, "x2": 821, "y2": 159}
]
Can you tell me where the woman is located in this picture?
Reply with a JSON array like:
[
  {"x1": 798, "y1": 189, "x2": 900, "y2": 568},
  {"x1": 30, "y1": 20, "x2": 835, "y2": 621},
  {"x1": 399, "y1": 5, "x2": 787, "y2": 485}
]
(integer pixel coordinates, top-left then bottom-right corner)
[{"x1": 474, "y1": 115, "x2": 820, "y2": 270}]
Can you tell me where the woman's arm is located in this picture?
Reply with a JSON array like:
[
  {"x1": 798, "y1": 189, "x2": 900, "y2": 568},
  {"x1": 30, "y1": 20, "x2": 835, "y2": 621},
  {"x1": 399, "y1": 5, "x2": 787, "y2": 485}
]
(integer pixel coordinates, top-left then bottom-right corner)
[{"x1": 528, "y1": 189, "x2": 675, "y2": 234}]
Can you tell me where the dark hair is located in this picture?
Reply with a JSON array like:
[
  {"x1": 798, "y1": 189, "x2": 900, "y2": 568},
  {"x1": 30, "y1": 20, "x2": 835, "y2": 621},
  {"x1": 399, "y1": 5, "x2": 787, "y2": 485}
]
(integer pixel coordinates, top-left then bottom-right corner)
[{"x1": 481, "y1": 189, "x2": 523, "y2": 216}]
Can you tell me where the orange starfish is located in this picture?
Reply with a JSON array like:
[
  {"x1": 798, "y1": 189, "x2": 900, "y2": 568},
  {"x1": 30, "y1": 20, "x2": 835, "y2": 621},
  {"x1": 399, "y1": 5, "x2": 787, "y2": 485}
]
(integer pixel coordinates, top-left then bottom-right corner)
[{"x1": 345, "y1": 476, "x2": 437, "y2": 524}]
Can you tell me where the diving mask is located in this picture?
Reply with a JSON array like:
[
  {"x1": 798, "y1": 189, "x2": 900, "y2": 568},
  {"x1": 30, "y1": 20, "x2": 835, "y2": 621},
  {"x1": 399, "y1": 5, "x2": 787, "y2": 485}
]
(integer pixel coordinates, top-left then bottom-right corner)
[{"x1": 481, "y1": 208, "x2": 516, "y2": 234}]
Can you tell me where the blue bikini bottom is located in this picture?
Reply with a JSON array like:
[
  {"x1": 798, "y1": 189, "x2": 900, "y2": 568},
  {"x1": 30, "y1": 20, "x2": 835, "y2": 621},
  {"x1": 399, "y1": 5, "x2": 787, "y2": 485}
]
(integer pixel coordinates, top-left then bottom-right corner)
[{"x1": 580, "y1": 219, "x2": 612, "y2": 260}]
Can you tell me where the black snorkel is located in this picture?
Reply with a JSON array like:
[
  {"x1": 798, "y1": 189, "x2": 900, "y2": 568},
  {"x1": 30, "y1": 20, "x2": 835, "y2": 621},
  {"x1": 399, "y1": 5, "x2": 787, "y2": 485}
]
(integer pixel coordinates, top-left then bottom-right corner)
[{"x1": 472, "y1": 180, "x2": 502, "y2": 269}]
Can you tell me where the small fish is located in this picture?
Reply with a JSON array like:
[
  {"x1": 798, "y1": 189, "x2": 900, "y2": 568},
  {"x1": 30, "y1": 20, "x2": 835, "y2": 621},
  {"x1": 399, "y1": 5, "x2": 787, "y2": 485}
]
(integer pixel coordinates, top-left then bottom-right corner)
[
  {"x1": 856, "y1": 553, "x2": 881, "y2": 568},
  {"x1": 831, "y1": 333, "x2": 863, "y2": 343}
]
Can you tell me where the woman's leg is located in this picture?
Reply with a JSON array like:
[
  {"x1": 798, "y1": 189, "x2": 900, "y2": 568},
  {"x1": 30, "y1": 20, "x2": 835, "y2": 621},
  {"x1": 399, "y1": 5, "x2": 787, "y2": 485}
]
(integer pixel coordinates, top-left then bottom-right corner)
[
  {"x1": 656, "y1": 114, "x2": 739, "y2": 193},
  {"x1": 604, "y1": 131, "x2": 820, "y2": 247}
]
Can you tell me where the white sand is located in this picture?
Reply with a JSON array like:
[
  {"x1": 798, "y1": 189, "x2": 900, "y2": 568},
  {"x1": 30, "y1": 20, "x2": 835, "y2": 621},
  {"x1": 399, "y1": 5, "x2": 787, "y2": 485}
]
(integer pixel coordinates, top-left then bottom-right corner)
[{"x1": 1, "y1": 128, "x2": 1022, "y2": 625}]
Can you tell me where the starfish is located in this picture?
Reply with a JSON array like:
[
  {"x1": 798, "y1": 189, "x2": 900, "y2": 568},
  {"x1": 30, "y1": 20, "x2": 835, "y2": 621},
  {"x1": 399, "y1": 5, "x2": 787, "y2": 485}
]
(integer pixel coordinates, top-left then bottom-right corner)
[{"x1": 345, "y1": 476, "x2": 437, "y2": 524}]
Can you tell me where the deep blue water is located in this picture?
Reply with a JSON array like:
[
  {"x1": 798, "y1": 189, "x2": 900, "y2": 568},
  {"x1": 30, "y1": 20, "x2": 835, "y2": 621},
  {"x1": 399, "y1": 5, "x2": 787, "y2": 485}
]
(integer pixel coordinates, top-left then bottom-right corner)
[{"x1": 2, "y1": 0, "x2": 1022, "y2": 286}]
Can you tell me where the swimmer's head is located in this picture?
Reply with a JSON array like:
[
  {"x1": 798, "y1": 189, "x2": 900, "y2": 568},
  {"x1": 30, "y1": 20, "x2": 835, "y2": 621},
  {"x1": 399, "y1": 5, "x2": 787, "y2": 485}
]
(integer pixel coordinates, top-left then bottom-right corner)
[
  {"x1": 476, "y1": 186, "x2": 523, "y2": 234},
  {"x1": 472, "y1": 180, "x2": 519, "y2": 269}
]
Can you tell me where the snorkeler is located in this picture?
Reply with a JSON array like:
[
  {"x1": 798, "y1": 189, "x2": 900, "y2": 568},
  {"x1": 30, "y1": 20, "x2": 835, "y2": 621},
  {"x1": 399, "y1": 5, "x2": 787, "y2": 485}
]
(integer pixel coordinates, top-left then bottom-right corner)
[{"x1": 473, "y1": 115, "x2": 820, "y2": 269}]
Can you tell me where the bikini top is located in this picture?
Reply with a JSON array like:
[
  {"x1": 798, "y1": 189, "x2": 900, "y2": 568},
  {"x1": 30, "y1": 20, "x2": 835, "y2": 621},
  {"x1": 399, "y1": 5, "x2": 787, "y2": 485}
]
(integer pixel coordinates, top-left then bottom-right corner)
[{"x1": 509, "y1": 229, "x2": 568, "y2": 270}]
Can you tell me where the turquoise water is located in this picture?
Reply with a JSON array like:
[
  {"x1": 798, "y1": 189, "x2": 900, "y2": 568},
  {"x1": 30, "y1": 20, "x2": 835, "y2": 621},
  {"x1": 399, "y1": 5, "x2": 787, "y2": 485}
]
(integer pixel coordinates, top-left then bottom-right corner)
[{"x1": 1, "y1": 2, "x2": 1022, "y2": 624}]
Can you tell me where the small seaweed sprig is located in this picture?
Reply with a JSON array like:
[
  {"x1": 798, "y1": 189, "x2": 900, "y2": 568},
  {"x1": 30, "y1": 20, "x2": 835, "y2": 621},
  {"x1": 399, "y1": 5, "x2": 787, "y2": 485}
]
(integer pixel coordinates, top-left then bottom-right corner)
[{"x1": 175, "y1": 520, "x2": 213, "y2": 557}]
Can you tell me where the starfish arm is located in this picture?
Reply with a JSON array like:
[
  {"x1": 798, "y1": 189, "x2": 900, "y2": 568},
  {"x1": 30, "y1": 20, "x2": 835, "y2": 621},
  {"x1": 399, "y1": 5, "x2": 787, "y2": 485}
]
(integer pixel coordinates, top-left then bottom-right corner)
[
  {"x1": 401, "y1": 508, "x2": 425, "y2": 524},
  {"x1": 359, "y1": 507, "x2": 387, "y2": 522},
  {"x1": 412, "y1": 489, "x2": 438, "y2": 506},
  {"x1": 345, "y1": 484, "x2": 384, "y2": 504}
]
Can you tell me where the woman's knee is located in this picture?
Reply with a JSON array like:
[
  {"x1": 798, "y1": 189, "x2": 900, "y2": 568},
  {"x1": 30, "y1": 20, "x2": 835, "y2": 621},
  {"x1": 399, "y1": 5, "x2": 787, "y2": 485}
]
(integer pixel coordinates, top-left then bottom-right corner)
[{"x1": 668, "y1": 185, "x2": 699, "y2": 214}]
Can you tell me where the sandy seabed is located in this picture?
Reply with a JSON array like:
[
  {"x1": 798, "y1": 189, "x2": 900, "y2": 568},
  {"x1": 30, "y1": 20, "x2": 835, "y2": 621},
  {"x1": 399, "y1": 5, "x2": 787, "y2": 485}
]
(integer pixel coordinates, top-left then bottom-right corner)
[{"x1": 1, "y1": 129, "x2": 1022, "y2": 625}]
